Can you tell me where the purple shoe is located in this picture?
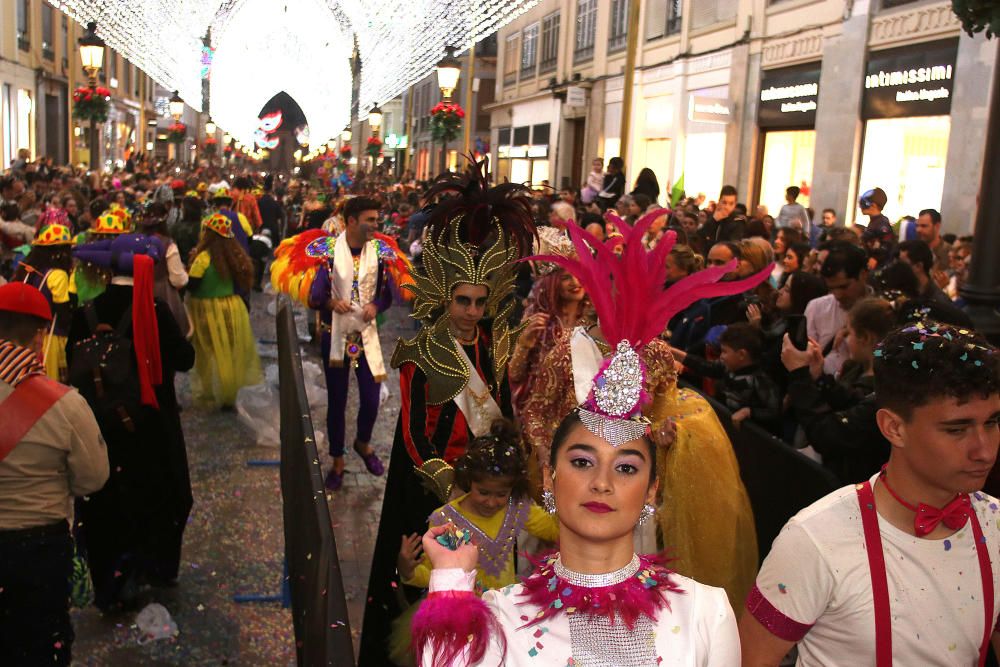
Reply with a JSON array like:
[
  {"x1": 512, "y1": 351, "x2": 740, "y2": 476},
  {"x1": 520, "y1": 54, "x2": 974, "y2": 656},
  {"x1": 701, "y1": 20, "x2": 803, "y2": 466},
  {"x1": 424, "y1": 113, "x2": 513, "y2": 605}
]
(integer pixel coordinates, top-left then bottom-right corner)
[
  {"x1": 354, "y1": 442, "x2": 385, "y2": 477},
  {"x1": 324, "y1": 469, "x2": 344, "y2": 491}
]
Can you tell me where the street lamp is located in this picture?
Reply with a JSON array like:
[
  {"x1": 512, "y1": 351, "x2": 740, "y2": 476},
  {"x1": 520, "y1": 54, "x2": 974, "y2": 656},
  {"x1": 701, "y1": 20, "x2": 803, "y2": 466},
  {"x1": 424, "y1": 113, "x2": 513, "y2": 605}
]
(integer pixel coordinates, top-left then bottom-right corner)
[
  {"x1": 78, "y1": 22, "x2": 105, "y2": 170},
  {"x1": 436, "y1": 46, "x2": 461, "y2": 102},
  {"x1": 205, "y1": 119, "x2": 216, "y2": 136},
  {"x1": 435, "y1": 46, "x2": 462, "y2": 173},
  {"x1": 169, "y1": 91, "x2": 184, "y2": 121},
  {"x1": 342, "y1": 127, "x2": 352, "y2": 142},
  {"x1": 368, "y1": 104, "x2": 383, "y2": 137}
]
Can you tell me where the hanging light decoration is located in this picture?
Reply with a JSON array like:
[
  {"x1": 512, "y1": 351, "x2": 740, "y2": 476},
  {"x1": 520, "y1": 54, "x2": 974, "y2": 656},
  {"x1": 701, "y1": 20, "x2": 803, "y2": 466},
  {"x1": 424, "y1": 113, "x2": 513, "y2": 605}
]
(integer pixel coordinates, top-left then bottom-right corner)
[{"x1": 51, "y1": 0, "x2": 540, "y2": 137}]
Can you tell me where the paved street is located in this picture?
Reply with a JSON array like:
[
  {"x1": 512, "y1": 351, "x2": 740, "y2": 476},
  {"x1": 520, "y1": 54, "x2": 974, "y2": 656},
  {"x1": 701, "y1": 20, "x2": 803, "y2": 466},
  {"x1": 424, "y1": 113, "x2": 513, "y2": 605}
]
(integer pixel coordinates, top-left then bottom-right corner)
[{"x1": 71, "y1": 288, "x2": 406, "y2": 665}]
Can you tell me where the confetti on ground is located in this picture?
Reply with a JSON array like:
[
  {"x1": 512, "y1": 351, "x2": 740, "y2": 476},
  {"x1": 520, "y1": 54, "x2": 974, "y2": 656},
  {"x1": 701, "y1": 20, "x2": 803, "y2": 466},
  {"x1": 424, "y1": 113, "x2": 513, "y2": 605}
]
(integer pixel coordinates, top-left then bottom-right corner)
[{"x1": 71, "y1": 291, "x2": 406, "y2": 665}]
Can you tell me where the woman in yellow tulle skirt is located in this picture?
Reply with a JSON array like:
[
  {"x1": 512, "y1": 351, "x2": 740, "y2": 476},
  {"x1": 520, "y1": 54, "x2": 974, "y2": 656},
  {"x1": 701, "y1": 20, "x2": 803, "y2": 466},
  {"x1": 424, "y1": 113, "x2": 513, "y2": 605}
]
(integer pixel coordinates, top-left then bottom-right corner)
[
  {"x1": 650, "y1": 383, "x2": 758, "y2": 613},
  {"x1": 186, "y1": 213, "x2": 261, "y2": 408}
]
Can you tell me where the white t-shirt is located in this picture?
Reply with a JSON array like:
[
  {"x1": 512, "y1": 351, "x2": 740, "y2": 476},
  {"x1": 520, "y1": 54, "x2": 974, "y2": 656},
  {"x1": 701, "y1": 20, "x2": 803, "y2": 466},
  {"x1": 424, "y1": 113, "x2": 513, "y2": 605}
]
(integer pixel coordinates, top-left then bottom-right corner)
[
  {"x1": 750, "y1": 476, "x2": 1000, "y2": 666},
  {"x1": 804, "y1": 293, "x2": 849, "y2": 376}
]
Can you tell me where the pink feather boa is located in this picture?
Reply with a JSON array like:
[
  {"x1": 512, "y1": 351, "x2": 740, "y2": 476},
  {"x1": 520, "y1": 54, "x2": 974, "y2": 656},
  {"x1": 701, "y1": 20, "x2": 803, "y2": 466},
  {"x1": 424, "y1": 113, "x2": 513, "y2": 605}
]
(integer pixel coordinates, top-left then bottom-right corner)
[
  {"x1": 517, "y1": 552, "x2": 684, "y2": 630},
  {"x1": 411, "y1": 590, "x2": 507, "y2": 667}
]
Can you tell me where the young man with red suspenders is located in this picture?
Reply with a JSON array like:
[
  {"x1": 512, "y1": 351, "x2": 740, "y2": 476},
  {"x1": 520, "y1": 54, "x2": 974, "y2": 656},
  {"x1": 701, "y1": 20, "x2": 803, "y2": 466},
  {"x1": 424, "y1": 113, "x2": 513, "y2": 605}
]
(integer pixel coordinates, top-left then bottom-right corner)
[
  {"x1": 0, "y1": 283, "x2": 108, "y2": 666},
  {"x1": 740, "y1": 321, "x2": 1000, "y2": 666}
]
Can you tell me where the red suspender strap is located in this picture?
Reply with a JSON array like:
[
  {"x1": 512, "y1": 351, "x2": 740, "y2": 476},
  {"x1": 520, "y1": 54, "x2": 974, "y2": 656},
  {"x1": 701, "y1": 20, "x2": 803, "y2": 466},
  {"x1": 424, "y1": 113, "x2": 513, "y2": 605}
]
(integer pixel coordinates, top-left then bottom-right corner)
[
  {"x1": 856, "y1": 481, "x2": 893, "y2": 667},
  {"x1": 857, "y1": 481, "x2": 995, "y2": 667},
  {"x1": 0, "y1": 375, "x2": 71, "y2": 462},
  {"x1": 969, "y1": 504, "x2": 994, "y2": 667}
]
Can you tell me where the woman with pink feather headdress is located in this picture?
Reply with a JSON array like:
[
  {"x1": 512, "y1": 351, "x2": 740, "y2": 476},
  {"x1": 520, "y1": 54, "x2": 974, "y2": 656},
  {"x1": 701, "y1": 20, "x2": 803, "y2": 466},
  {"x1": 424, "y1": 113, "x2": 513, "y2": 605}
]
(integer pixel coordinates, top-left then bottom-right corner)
[
  {"x1": 519, "y1": 209, "x2": 767, "y2": 612},
  {"x1": 406, "y1": 208, "x2": 767, "y2": 667}
]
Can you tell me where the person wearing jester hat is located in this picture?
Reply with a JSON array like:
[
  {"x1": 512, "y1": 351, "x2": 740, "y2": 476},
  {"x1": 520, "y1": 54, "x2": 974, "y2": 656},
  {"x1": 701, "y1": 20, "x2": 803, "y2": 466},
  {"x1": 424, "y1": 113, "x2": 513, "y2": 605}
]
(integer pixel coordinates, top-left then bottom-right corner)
[
  {"x1": 521, "y1": 209, "x2": 767, "y2": 612},
  {"x1": 408, "y1": 217, "x2": 751, "y2": 665},
  {"x1": 359, "y1": 160, "x2": 536, "y2": 666},
  {"x1": 66, "y1": 233, "x2": 195, "y2": 611},
  {"x1": 13, "y1": 210, "x2": 76, "y2": 382},
  {"x1": 187, "y1": 213, "x2": 261, "y2": 408},
  {"x1": 73, "y1": 209, "x2": 131, "y2": 304}
]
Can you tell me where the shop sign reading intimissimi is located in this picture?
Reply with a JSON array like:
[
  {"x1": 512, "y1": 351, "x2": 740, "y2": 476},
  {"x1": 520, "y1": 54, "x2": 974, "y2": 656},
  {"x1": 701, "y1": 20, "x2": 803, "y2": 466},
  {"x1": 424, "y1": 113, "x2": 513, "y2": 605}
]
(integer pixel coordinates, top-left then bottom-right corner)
[
  {"x1": 759, "y1": 63, "x2": 821, "y2": 128},
  {"x1": 862, "y1": 39, "x2": 958, "y2": 119}
]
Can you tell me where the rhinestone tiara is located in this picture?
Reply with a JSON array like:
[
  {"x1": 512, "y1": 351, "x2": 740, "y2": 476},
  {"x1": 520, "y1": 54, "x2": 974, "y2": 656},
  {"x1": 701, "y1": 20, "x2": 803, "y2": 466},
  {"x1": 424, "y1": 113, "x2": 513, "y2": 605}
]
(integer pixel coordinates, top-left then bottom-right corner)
[{"x1": 577, "y1": 408, "x2": 651, "y2": 447}]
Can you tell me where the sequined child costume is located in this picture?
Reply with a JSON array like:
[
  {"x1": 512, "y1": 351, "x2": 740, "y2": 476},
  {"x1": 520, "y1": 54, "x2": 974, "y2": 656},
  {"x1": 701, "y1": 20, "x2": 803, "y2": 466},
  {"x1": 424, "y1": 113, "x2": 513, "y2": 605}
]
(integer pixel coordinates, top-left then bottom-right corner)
[
  {"x1": 359, "y1": 160, "x2": 536, "y2": 666},
  {"x1": 388, "y1": 426, "x2": 558, "y2": 665}
]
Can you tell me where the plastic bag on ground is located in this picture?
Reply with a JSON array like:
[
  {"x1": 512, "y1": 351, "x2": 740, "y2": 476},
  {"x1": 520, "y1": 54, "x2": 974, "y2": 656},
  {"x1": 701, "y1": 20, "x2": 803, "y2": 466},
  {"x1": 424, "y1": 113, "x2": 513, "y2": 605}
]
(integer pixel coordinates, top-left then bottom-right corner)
[
  {"x1": 135, "y1": 602, "x2": 179, "y2": 644},
  {"x1": 236, "y1": 383, "x2": 281, "y2": 447}
]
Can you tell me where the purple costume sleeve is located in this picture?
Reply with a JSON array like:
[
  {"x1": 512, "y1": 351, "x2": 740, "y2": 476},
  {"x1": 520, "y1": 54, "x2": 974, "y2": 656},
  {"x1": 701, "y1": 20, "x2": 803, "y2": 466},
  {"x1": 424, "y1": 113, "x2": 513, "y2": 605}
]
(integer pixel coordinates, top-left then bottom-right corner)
[
  {"x1": 309, "y1": 264, "x2": 332, "y2": 311},
  {"x1": 374, "y1": 262, "x2": 394, "y2": 313}
]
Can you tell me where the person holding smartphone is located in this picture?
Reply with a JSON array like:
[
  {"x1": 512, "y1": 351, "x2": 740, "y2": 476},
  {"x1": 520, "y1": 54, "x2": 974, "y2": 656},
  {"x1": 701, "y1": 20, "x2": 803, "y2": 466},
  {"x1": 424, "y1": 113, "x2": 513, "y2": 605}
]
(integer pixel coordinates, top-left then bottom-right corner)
[{"x1": 781, "y1": 297, "x2": 896, "y2": 484}]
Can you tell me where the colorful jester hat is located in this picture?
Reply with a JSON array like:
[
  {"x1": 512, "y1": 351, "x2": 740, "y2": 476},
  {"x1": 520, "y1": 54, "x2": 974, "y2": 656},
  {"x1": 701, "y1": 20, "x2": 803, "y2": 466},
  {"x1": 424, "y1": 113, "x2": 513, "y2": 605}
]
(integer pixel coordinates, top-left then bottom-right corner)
[
  {"x1": 391, "y1": 156, "x2": 537, "y2": 405},
  {"x1": 530, "y1": 210, "x2": 772, "y2": 446}
]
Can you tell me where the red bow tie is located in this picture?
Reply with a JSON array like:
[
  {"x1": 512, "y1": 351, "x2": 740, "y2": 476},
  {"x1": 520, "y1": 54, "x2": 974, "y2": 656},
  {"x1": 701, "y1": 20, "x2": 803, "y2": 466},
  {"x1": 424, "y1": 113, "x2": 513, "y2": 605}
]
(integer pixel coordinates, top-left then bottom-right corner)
[
  {"x1": 913, "y1": 495, "x2": 972, "y2": 537},
  {"x1": 881, "y1": 469, "x2": 972, "y2": 537}
]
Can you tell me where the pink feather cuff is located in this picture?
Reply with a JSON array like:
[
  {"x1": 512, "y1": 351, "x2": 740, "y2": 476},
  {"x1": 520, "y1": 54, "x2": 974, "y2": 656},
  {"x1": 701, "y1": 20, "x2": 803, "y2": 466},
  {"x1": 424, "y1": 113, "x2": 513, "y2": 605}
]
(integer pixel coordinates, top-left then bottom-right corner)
[{"x1": 411, "y1": 590, "x2": 506, "y2": 667}]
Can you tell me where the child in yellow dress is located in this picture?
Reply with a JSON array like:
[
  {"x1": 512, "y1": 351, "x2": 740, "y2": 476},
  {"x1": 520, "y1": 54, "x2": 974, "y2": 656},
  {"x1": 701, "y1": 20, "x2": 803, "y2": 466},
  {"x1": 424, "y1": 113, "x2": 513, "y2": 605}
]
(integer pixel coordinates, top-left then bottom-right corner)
[{"x1": 390, "y1": 420, "x2": 558, "y2": 664}]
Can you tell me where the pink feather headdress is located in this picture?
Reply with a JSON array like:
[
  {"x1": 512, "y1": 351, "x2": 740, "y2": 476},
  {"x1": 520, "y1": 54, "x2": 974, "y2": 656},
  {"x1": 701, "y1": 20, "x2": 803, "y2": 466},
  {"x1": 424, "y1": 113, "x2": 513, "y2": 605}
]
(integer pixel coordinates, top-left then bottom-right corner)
[{"x1": 527, "y1": 210, "x2": 772, "y2": 442}]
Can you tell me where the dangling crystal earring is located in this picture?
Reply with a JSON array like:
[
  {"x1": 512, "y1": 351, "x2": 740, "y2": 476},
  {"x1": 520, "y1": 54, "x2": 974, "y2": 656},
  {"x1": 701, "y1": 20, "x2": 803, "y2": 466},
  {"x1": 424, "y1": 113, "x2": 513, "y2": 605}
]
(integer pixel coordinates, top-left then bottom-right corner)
[
  {"x1": 542, "y1": 489, "x2": 557, "y2": 515},
  {"x1": 637, "y1": 503, "x2": 655, "y2": 525}
]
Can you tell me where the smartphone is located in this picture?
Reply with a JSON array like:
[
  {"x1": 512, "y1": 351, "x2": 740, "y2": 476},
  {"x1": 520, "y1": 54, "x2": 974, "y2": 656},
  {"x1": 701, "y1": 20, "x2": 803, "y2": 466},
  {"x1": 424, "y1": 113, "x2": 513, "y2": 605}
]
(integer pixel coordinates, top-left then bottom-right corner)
[{"x1": 787, "y1": 314, "x2": 809, "y2": 351}]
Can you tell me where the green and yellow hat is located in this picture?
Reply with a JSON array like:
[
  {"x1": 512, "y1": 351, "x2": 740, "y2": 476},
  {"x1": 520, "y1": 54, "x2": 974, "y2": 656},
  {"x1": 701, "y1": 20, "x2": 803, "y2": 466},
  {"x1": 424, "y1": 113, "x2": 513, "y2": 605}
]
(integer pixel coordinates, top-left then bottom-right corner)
[
  {"x1": 33, "y1": 222, "x2": 73, "y2": 246},
  {"x1": 92, "y1": 211, "x2": 130, "y2": 235},
  {"x1": 202, "y1": 212, "x2": 234, "y2": 238}
]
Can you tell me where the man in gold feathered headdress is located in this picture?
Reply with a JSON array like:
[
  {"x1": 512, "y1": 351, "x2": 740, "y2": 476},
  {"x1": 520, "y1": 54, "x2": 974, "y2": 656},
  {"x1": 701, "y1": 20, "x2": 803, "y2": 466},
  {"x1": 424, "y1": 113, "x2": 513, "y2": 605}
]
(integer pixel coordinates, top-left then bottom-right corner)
[{"x1": 360, "y1": 159, "x2": 536, "y2": 665}]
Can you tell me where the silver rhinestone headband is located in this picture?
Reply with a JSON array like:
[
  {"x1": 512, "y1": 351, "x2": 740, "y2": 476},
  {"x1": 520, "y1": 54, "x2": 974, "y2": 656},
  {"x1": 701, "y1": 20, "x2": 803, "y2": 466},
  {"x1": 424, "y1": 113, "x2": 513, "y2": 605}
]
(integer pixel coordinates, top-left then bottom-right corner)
[{"x1": 577, "y1": 408, "x2": 651, "y2": 447}]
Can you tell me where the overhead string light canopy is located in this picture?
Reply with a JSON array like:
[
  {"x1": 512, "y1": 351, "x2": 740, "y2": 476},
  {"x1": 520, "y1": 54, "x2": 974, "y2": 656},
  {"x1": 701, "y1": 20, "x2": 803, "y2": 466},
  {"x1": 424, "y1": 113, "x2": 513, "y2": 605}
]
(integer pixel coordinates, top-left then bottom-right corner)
[{"x1": 51, "y1": 0, "x2": 541, "y2": 144}]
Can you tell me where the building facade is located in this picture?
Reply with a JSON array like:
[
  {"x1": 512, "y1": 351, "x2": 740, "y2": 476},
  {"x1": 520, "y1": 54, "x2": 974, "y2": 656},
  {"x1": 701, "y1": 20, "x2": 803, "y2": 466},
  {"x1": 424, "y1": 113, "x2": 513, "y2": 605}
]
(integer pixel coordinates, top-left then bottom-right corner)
[
  {"x1": 490, "y1": 0, "x2": 994, "y2": 233},
  {"x1": 1, "y1": 0, "x2": 163, "y2": 170}
]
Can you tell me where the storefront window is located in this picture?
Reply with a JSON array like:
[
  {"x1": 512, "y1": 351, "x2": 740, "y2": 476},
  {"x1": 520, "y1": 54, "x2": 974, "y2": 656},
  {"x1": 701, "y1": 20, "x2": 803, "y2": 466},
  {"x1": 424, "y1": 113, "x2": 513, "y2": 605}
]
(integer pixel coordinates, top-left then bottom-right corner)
[
  {"x1": 2, "y1": 85, "x2": 12, "y2": 165},
  {"x1": 510, "y1": 158, "x2": 531, "y2": 184},
  {"x1": 857, "y1": 40, "x2": 956, "y2": 222},
  {"x1": 603, "y1": 138, "x2": 620, "y2": 161},
  {"x1": 857, "y1": 116, "x2": 950, "y2": 222},
  {"x1": 759, "y1": 130, "x2": 815, "y2": 217},
  {"x1": 17, "y1": 89, "x2": 33, "y2": 154},
  {"x1": 684, "y1": 132, "x2": 725, "y2": 201}
]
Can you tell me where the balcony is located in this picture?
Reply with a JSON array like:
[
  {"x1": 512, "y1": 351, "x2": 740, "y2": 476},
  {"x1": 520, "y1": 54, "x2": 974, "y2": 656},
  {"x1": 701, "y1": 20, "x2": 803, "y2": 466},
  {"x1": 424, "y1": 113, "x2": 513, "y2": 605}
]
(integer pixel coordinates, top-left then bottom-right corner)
[
  {"x1": 43, "y1": 43, "x2": 55, "y2": 61},
  {"x1": 17, "y1": 34, "x2": 30, "y2": 52}
]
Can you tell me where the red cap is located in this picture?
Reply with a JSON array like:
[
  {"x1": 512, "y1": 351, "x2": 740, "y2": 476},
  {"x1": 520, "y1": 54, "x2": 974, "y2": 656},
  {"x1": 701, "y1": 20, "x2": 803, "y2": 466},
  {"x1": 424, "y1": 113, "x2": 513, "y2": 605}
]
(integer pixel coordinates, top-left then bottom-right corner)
[
  {"x1": 0, "y1": 283, "x2": 53, "y2": 321},
  {"x1": 171, "y1": 179, "x2": 187, "y2": 191}
]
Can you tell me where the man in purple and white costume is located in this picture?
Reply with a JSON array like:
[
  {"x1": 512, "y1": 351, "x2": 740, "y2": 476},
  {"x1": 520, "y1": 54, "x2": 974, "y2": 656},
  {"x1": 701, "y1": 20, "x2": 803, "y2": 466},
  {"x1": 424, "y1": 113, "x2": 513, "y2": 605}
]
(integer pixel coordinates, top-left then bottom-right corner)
[
  {"x1": 740, "y1": 322, "x2": 1000, "y2": 667},
  {"x1": 308, "y1": 197, "x2": 392, "y2": 490}
]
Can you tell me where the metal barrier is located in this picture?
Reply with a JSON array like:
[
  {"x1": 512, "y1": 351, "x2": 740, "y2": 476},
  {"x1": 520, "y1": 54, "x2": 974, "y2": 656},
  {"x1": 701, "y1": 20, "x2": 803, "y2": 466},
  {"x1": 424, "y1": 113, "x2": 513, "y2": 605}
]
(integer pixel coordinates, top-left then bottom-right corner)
[
  {"x1": 687, "y1": 384, "x2": 841, "y2": 563},
  {"x1": 277, "y1": 296, "x2": 356, "y2": 666}
]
